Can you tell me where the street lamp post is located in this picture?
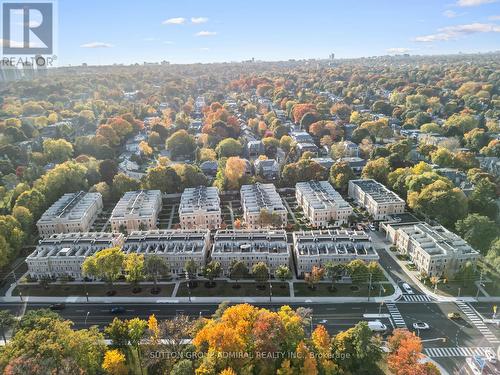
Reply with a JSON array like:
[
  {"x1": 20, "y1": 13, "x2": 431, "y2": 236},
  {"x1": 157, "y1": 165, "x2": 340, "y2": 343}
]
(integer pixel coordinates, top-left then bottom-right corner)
[
  {"x1": 84, "y1": 311, "x2": 90, "y2": 327},
  {"x1": 185, "y1": 271, "x2": 191, "y2": 303},
  {"x1": 476, "y1": 271, "x2": 483, "y2": 298},
  {"x1": 367, "y1": 273, "x2": 373, "y2": 301}
]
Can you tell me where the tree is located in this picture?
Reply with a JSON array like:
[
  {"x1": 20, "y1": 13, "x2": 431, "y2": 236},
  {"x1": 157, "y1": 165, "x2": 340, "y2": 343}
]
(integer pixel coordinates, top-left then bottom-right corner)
[
  {"x1": 104, "y1": 318, "x2": 129, "y2": 348},
  {"x1": 166, "y1": 130, "x2": 196, "y2": 160},
  {"x1": 252, "y1": 262, "x2": 269, "y2": 288},
  {"x1": 123, "y1": 253, "x2": 145, "y2": 289},
  {"x1": 329, "y1": 161, "x2": 355, "y2": 191},
  {"x1": 258, "y1": 208, "x2": 283, "y2": 227},
  {"x1": 1, "y1": 314, "x2": 105, "y2": 374},
  {"x1": 144, "y1": 255, "x2": 170, "y2": 293},
  {"x1": 42, "y1": 139, "x2": 74, "y2": 163},
  {"x1": 215, "y1": 138, "x2": 243, "y2": 158},
  {"x1": 142, "y1": 164, "x2": 182, "y2": 194},
  {"x1": 408, "y1": 180, "x2": 468, "y2": 228},
  {"x1": 102, "y1": 349, "x2": 128, "y2": 375},
  {"x1": 184, "y1": 259, "x2": 198, "y2": 282},
  {"x1": 362, "y1": 157, "x2": 390, "y2": 184},
  {"x1": 324, "y1": 262, "x2": 345, "y2": 290},
  {"x1": 112, "y1": 173, "x2": 140, "y2": 200},
  {"x1": 202, "y1": 261, "x2": 222, "y2": 286},
  {"x1": 0, "y1": 310, "x2": 15, "y2": 343},
  {"x1": 456, "y1": 214, "x2": 499, "y2": 254},
  {"x1": 387, "y1": 329, "x2": 437, "y2": 375},
  {"x1": 331, "y1": 321, "x2": 382, "y2": 374},
  {"x1": 82, "y1": 247, "x2": 126, "y2": 292},
  {"x1": 468, "y1": 178, "x2": 499, "y2": 219},
  {"x1": 99, "y1": 159, "x2": 119, "y2": 185},
  {"x1": 171, "y1": 359, "x2": 195, "y2": 375},
  {"x1": 229, "y1": 260, "x2": 248, "y2": 287},
  {"x1": 275, "y1": 265, "x2": 292, "y2": 283},
  {"x1": 346, "y1": 259, "x2": 369, "y2": 283},
  {"x1": 127, "y1": 317, "x2": 148, "y2": 358},
  {"x1": 305, "y1": 266, "x2": 324, "y2": 290},
  {"x1": 12, "y1": 206, "x2": 33, "y2": 233}
]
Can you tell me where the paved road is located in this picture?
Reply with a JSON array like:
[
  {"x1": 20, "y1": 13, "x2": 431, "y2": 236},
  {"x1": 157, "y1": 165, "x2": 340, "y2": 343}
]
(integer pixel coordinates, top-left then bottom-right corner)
[{"x1": 1, "y1": 300, "x2": 498, "y2": 374}]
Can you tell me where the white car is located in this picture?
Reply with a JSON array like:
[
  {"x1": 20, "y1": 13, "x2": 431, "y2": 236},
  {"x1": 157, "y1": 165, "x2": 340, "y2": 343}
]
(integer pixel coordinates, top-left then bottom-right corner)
[
  {"x1": 402, "y1": 283, "x2": 414, "y2": 294},
  {"x1": 484, "y1": 348, "x2": 497, "y2": 363},
  {"x1": 368, "y1": 321, "x2": 387, "y2": 333},
  {"x1": 319, "y1": 319, "x2": 328, "y2": 324},
  {"x1": 412, "y1": 322, "x2": 430, "y2": 330}
]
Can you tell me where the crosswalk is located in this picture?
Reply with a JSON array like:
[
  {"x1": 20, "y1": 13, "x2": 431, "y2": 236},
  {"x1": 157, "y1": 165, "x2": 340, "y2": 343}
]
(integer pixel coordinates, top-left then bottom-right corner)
[
  {"x1": 386, "y1": 303, "x2": 407, "y2": 329},
  {"x1": 424, "y1": 346, "x2": 494, "y2": 358},
  {"x1": 456, "y1": 302, "x2": 500, "y2": 344},
  {"x1": 400, "y1": 294, "x2": 435, "y2": 302}
]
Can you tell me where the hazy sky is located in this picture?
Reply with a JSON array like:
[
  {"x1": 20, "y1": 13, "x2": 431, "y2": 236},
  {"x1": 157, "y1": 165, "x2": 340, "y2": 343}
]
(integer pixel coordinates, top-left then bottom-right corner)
[{"x1": 54, "y1": 0, "x2": 500, "y2": 65}]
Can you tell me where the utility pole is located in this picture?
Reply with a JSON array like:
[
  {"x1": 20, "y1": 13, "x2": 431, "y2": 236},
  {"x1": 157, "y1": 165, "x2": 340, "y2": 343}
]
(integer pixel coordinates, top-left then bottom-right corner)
[
  {"x1": 476, "y1": 270, "x2": 483, "y2": 298},
  {"x1": 84, "y1": 312, "x2": 90, "y2": 327},
  {"x1": 367, "y1": 273, "x2": 373, "y2": 301},
  {"x1": 185, "y1": 271, "x2": 191, "y2": 303}
]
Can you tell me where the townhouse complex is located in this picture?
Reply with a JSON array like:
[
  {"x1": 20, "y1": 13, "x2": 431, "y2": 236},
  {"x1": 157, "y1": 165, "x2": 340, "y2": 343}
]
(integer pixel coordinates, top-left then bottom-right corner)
[
  {"x1": 122, "y1": 229, "x2": 211, "y2": 276},
  {"x1": 36, "y1": 191, "x2": 103, "y2": 237},
  {"x1": 26, "y1": 232, "x2": 124, "y2": 280},
  {"x1": 348, "y1": 179, "x2": 405, "y2": 220},
  {"x1": 240, "y1": 183, "x2": 287, "y2": 228},
  {"x1": 110, "y1": 190, "x2": 162, "y2": 233},
  {"x1": 178, "y1": 186, "x2": 222, "y2": 230},
  {"x1": 389, "y1": 223, "x2": 480, "y2": 277},
  {"x1": 296, "y1": 181, "x2": 353, "y2": 227},
  {"x1": 293, "y1": 229, "x2": 378, "y2": 277},
  {"x1": 211, "y1": 229, "x2": 290, "y2": 276}
]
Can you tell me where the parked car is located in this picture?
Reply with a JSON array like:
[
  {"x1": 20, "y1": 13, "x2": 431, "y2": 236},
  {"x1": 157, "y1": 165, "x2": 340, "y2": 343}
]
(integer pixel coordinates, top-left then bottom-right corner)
[
  {"x1": 412, "y1": 322, "x2": 430, "y2": 330},
  {"x1": 49, "y1": 303, "x2": 66, "y2": 311},
  {"x1": 367, "y1": 321, "x2": 387, "y2": 333},
  {"x1": 319, "y1": 319, "x2": 328, "y2": 324},
  {"x1": 369, "y1": 224, "x2": 376, "y2": 231},
  {"x1": 402, "y1": 283, "x2": 414, "y2": 294},
  {"x1": 484, "y1": 348, "x2": 497, "y2": 363},
  {"x1": 447, "y1": 312, "x2": 461, "y2": 320},
  {"x1": 110, "y1": 307, "x2": 126, "y2": 314}
]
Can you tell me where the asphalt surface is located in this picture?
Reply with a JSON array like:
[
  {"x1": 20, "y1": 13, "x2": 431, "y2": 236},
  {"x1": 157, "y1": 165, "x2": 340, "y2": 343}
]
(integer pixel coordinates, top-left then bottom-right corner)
[{"x1": 0, "y1": 299, "x2": 498, "y2": 374}]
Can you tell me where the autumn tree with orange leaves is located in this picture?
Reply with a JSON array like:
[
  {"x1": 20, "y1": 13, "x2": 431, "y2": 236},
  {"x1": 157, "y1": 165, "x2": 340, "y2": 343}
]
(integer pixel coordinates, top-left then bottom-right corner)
[{"x1": 388, "y1": 329, "x2": 440, "y2": 375}]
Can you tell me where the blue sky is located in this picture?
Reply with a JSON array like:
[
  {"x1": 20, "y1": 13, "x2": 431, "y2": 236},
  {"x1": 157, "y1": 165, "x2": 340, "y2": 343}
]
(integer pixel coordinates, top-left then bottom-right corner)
[{"x1": 55, "y1": 0, "x2": 500, "y2": 66}]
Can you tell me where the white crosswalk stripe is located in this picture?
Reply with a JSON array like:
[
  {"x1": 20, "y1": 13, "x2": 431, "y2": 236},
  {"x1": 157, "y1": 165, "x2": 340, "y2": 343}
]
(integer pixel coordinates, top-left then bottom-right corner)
[
  {"x1": 456, "y1": 302, "x2": 500, "y2": 344},
  {"x1": 386, "y1": 303, "x2": 407, "y2": 328},
  {"x1": 401, "y1": 294, "x2": 435, "y2": 302},
  {"x1": 424, "y1": 347, "x2": 493, "y2": 358}
]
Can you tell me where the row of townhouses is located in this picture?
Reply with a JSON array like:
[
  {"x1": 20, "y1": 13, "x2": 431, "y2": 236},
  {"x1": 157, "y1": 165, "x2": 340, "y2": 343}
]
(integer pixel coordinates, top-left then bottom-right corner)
[{"x1": 26, "y1": 229, "x2": 378, "y2": 281}]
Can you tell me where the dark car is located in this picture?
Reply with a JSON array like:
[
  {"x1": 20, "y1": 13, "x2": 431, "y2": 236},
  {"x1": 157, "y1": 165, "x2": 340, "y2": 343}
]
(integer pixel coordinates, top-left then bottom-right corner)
[
  {"x1": 110, "y1": 306, "x2": 126, "y2": 314},
  {"x1": 49, "y1": 303, "x2": 66, "y2": 310}
]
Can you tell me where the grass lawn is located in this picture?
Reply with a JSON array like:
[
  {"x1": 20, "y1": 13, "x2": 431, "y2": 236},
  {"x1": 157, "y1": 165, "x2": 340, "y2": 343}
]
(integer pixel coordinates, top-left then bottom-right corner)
[
  {"x1": 294, "y1": 282, "x2": 394, "y2": 297},
  {"x1": 14, "y1": 283, "x2": 175, "y2": 297},
  {"x1": 483, "y1": 281, "x2": 500, "y2": 297},
  {"x1": 176, "y1": 281, "x2": 290, "y2": 297},
  {"x1": 431, "y1": 281, "x2": 478, "y2": 297}
]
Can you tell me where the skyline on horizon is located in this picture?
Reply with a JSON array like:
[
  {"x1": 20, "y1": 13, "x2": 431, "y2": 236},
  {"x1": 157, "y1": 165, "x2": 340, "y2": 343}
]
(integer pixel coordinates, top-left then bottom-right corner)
[{"x1": 44, "y1": 0, "x2": 500, "y2": 66}]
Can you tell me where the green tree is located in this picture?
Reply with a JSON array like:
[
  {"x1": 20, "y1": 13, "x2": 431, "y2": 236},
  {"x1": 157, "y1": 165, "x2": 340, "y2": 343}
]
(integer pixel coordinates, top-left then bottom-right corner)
[
  {"x1": 229, "y1": 260, "x2": 248, "y2": 287},
  {"x1": 171, "y1": 359, "x2": 194, "y2": 375},
  {"x1": 456, "y1": 214, "x2": 499, "y2": 254},
  {"x1": 123, "y1": 253, "x2": 145, "y2": 289},
  {"x1": 127, "y1": 318, "x2": 148, "y2": 365},
  {"x1": 111, "y1": 173, "x2": 141, "y2": 200},
  {"x1": 104, "y1": 318, "x2": 129, "y2": 348},
  {"x1": 42, "y1": 139, "x2": 74, "y2": 163},
  {"x1": 275, "y1": 265, "x2": 292, "y2": 283},
  {"x1": 215, "y1": 138, "x2": 243, "y2": 158},
  {"x1": 346, "y1": 259, "x2": 369, "y2": 283},
  {"x1": 329, "y1": 161, "x2": 355, "y2": 191},
  {"x1": 331, "y1": 321, "x2": 382, "y2": 374},
  {"x1": 324, "y1": 262, "x2": 345, "y2": 290},
  {"x1": 82, "y1": 247, "x2": 126, "y2": 292},
  {"x1": 166, "y1": 130, "x2": 196, "y2": 160},
  {"x1": 252, "y1": 262, "x2": 269, "y2": 288},
  {"x1": 144, "y1": 255, "x2": 170, "y2": 293},
  {"x1": 142, "y1": 164, "x2": 181, "y2": 194},
  {"x1": 362, "y1": 157, "x2": 390, "y2": 184},
  {"x1": 202, "y1": 261, "x2": 222, "y2": 286},
  {"x1": 0, "y1": 310, "x2": 15, "y2": 343}
]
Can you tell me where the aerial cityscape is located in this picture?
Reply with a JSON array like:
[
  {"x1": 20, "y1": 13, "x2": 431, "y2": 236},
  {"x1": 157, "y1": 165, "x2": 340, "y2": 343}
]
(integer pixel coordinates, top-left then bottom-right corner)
[{"x1": 0, "y1": 0, "x2": 499, "y2": 374}]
